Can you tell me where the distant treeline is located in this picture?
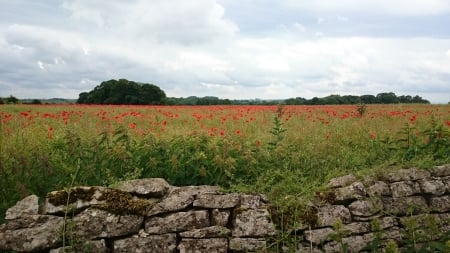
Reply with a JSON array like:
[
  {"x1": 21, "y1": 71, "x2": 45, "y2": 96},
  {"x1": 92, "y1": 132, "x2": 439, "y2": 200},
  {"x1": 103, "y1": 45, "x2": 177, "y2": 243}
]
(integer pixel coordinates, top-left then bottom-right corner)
[{"x1": 0, "y1": 79, "x2": 440, "y2": 105}]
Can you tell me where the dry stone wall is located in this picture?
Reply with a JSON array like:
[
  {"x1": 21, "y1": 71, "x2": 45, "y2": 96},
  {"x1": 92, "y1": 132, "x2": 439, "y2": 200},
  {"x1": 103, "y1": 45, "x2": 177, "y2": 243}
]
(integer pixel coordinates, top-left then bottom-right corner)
[
  {"x1": 1, "y1": 164, "x2": 450, "y2": 253},
  {"x1": 0, "y1": 178, "x2": 276, "y2": 253}
]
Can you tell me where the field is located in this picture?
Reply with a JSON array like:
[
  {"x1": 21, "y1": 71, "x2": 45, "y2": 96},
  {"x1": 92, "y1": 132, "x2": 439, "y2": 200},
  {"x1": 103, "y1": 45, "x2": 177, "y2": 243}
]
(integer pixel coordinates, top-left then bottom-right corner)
[{"x1": 1, "y1": 103, "x2": 449, "y2": 223}]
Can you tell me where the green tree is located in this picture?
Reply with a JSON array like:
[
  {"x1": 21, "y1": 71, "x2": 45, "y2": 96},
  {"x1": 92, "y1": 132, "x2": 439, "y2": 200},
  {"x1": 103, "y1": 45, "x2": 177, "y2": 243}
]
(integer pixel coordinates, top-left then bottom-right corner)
[
  {"x1": 77, "y1": 79, "x2": 166, "y2": 105},
  {"x1": 5, "y1": 95, "x2": 19, "y2": 104}
]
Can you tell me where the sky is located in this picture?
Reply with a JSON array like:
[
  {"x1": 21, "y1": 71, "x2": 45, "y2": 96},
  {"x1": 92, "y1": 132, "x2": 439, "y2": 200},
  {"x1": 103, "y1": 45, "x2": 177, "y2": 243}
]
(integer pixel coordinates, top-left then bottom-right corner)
[{"x1": 1, "y1": 0, "x2": 450, "y2": 103}]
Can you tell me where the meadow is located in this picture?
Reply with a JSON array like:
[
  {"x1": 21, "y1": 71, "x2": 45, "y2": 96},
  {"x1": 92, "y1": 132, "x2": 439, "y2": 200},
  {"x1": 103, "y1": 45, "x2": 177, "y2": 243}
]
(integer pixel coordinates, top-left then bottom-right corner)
[{"x1": 1, "y1": 103, "x2": 449, "y2": 224}]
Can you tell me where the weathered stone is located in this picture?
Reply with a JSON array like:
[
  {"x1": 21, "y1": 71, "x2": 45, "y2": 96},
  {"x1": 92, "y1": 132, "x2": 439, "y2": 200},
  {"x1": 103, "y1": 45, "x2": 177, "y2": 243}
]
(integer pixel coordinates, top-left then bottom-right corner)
[
  {"x1": 179, "y1": 226, "x2": 230, "y2": 238},
  {"x1": 148, "y1": 186, "x2": 218, "y2": 216},
  {"x1": 348, "y1": 198, "x2": 382, "y2": 217},
  {"x1": 239, "y1": 194, "x2": 266, "y2": 209},
  {"x1": 178, "y1": 238, "x2": 227, "y2": 253},
  {"x1": 0, "y1": 215, "x2": 64, "y2": 252},
  {"x1": 193, "y1": 193, "x2": 240, "y2": 208},
  {"x1": 49, "y1": 239, "x2": 107, "y2": 253},
  {"x1": 429, "y1": 195, "x2": 450, "y2": 212},
  {"x1": 117, "y1": 178, "x2": 170, "y2": 197},
  {"x1": 229, "y1": 238, "x2": 267, "y2": 251},
  {"x1": 333, "y1": 182, "x2": 367, "y2": 204},
  {"x1": 390, "y1": 181, "x2": 421, "y2": 198},
  {"x1": 211, "y1": 209, "x2": 230, "y2": 226},
  {"x1": 429, "y1": 164, "x2": 450, "y2": 177},
  {"x1": 316, "y1": 205, "x2": 351, "y2": 227},
  {"x1": 367, "y1": 181, "x2": 391, "y2": 196},
  {"x1": 382, "y1": 196, "x2": 428, "y2": 215},
  {"x1": 323, "y1": 234, "x2": 374, "y2": 253},
  {"x1": 42, "y1": 186, "x2": 106, "y2": 214},
  {"x1": 383, "y1": 168, "x2": 430, "y2": 182},
  {"x1": 114, "y1": 234, "x2": 177, "y2": 253},
  {"x1": 145, "y1": 210, "x2": 209, "y2": 234},
  {"x1": 5, "y1": 195, "x2": 39, "y2": 220},
  {"x1": 232, "y1": 208, "x2": 276, "y2": 237},
  {"x1": 327, "y1": 174, "x2": 357, "y2": 188},
  {"x1": 71, "y1": 208, "x2": 143, "y2": 239},
  {"x1": 419, "y1": 179, "x2": 446, "y2": 196},
  {"x1": 343, "y1": 222, "x2": 371, "y2": 234},
  {"x1": 147, "y1": 189, "x2": 195, "y2": 216},
  {"x1": 304, "y1": 227, "x2": 334, "y2": 245}
]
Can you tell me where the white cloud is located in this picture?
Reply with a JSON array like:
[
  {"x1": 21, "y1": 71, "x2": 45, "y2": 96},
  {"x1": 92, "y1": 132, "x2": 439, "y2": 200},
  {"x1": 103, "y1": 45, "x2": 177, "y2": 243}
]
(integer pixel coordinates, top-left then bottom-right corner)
[{"x1": 286, "y1": 0, "x2": 450, "y2": 16}]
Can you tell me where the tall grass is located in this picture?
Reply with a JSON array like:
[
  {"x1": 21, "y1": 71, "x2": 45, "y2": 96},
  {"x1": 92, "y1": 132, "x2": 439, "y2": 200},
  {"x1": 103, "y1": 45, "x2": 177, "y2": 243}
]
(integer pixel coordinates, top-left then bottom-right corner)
[{"x1": 0, "y1": 104, "x2": 449, "y2": 224}]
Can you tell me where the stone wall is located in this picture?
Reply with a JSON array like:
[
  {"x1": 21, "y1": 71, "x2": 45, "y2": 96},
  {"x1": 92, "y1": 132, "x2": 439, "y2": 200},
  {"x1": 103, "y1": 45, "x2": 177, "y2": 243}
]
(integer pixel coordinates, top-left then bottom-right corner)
[
  {"x1": 1, "y1": 164, "x2": 450, "y2": 253},
  {"x1": 0, "y1": 179, "x2": 276, "y2": 253}
]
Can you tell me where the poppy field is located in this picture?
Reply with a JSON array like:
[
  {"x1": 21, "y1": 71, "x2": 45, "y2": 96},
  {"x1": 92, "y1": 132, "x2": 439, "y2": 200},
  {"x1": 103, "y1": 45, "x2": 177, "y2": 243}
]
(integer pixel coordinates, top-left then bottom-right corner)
[{"x1": 1, "y1": 103, "x2": 449, "y2": 223}]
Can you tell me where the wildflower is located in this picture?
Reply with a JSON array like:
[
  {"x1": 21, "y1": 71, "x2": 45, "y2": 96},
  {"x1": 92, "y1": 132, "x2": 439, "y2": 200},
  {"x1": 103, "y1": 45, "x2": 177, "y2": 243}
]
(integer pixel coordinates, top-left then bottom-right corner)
[
  {"x1": 129, "y1": 122, "x2": 136, "y2": 129},
  {"x1": 370, "y1": 131, "x2": 377, "y2": 140}
]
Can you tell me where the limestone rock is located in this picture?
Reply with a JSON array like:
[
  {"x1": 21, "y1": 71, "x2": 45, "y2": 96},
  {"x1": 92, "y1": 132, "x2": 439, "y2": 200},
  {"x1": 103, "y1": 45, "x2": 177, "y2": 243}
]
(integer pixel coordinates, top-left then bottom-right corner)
[
  {"x1": 114, "y1": 234, "x2": 177, "y2": 253},
  {"x1": 304, "y1": 227, "x2": 334, "y2": 245},
  {"x1": 232, "y1": 208, "x2": 276, "y2": 237},
  {"x1": 0, "y1": 215, "x2": 64, "y2": 252},
  {"x1": 367, "y1": 181, "x2": 391, "y2": 196},
  {"x1": 178, "y1": 238, "x2": 228, "y2": 253},
  {"x1": 382, "y1": 196, "x2": 428, "y2": 215},
  {"x1": 193, "y1": 193, "x2": 240, "y2": 208},
  {"x1": 229, "y1": 238, "x2": 267, "y2": 251},
  {"x1": 430, "y1": 164, "x2": 450, "y2": 177},
  {"x1": 49, "y1": 239, "x2": 107, "y2": 253},
  {"x1": 5, "y1": 195, "x2": 39, "y2": 220},
  {"x1": 71, "y1": 208, "x2": 143, "y2": 240},
  {"x1": 145, "y1": 210, "x2": 210, "y2": 234},
  {"x1": 390, "y1": 181, "x2": 421, "y2": 198},
  {"x1": 148, "y1": 186, "x2": 218, "y2": 216},
  {"x1": 383, "y1": 168, "x2": 430, "y2": 182},
  {"x1": 316, "y1": 205, "x2": 351, "y2": 227},
  {"x1": 419, "y1": 179, "x2": 446, "y2": 196},
  {"x1": 429, "y1": 195, "x2": 450, "y2": 212},
  {"x1": 211, "y1": 209, "x2": 230, "y2": 226},
  {"x1": 179, "y1": 226, "x2": 230, "y2": 238},
  {"x1": 239, "y1": 194, "x2": 267, "y2": 209},
  {"x1": 333, "y1": 182, "x2": 367, "y2": 204},
  {"x1": 348, "y1": 199, "x2": 382, "y2": 217},
  {"x1": 327, "y1": 174, "x2": 357, "y2": 188},
  {"x1": 116, "y1": 178, "x2": 170, "y2": 197}
]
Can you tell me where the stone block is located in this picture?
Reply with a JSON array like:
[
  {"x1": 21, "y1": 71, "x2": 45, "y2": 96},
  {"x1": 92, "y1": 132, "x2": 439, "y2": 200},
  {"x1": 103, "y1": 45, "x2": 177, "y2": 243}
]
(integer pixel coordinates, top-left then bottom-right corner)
[
  {"x1": 193, "y1": 193, "x2": 240, "y2": 208},
  {"x1": 211, "y1": 209, "x2": 230, "y2": 226},
  {"x1": 419, "y1": 179, "x2": 446, "y2": 196},
  {"x1": 179, "y1": 226, "x2": 230, "y2": 238},
  {"x1": 5, "y1": 195, "x2": 39, "y2": 220},
  {"x1": 382, "y1": 196, "x2": 428, "y2": 215},
  {"x1": 71, "y1": 208, "x2": 143, "y2": 239},
  {"x1": 145, "y1": 210, "x2": 210, "y2": 234},
  {"x1": 117, "y1": 178, "x2": 170, "y2": 197},
  {"x1": 316, "y1": 205, "x2": 351, "y2": 227},
  {"x1": 114, "y1": 234, "x2": 177, "y2": 253},
  {"x1": 229, "y1": 238, "x2": 267, "y2": 251},
  {"x1": 232, "y1": 208, "x2": 276, "y2": 237},
  {"x1": 429, "y1": 195, "x2": 450, "y2": 212},
  {"x1": 178, "y1": 238, "x2": 227, "y2": 253},
  {"x1": 390, "y1": 181, "x2": 421, "y2": 198}
]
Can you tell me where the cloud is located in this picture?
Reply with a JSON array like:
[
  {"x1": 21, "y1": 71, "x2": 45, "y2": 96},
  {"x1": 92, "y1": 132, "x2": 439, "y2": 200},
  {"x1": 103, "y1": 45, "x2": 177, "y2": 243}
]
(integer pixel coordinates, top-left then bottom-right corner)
[
  {"x1": 285, "y1": 0, "x2": 450, "y2": 16},
  {"x1": 0, "y1": 1, "x2": 449, "y2": 103}
]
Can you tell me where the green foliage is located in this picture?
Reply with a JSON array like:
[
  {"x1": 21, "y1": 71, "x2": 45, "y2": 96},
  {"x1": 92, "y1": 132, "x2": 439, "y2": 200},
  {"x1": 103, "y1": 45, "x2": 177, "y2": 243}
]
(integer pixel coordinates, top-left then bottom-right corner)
[{"x1": 77, "y1": 79, "x2": 166, "y2": 105}]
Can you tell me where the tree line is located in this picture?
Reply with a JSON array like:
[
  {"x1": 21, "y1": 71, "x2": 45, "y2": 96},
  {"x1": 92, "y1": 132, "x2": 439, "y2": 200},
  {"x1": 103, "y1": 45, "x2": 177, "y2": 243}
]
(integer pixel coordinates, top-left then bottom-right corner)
[{"x1": 1, "y1": 79, "x2": 442, "y2": 105}]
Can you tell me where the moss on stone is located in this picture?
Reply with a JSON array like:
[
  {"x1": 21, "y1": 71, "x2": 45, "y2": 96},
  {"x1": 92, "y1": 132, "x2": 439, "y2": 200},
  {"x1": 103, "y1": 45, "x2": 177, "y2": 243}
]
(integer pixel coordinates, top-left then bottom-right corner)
[
  {"x1": 96, "y1": 188, "x2": 154, "y2": 215},
  {"x1": 47, "y1": 187, "x2": 97, "y2": 206}
]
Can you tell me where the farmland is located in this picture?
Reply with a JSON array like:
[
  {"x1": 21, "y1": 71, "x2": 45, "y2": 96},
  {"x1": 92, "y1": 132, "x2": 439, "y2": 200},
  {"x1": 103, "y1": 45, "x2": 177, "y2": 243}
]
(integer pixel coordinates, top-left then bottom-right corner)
[{"x1": 1, "y1": 104, "x2": 449, "y2": 223}]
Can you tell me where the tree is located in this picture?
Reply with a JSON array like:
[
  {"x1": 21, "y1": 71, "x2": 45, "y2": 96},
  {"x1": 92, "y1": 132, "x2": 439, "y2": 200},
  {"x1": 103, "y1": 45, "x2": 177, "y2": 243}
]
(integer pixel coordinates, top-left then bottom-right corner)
[
  {"x1": 77, "y1": 79, "x2": 166, "y2": 105},
  {"x1": 5, "y1": 95, "x2": 19, "y2": 104},
  {"x1": 376, "y1": 92, "x2": 399, "y2": 104}
]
